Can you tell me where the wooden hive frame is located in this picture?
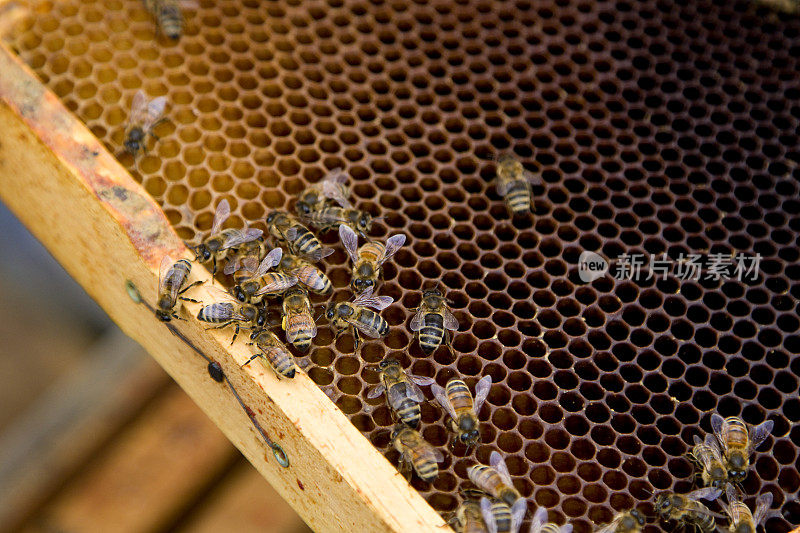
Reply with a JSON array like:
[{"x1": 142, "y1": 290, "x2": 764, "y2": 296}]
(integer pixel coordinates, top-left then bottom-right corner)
[{"x1": 0, "y1": 40, "x2": 449, "y2": 533}]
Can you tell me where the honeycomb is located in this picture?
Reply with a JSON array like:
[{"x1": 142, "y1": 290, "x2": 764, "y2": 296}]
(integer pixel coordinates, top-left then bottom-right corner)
[{"x1": 7, "y1": 0, "x2": 800, "y2": 530}]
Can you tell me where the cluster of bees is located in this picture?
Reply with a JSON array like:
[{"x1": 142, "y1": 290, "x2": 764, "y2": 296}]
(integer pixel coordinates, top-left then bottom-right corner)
[{"x1": 126, "y1": 6, "x2": 788, "y2": 533}]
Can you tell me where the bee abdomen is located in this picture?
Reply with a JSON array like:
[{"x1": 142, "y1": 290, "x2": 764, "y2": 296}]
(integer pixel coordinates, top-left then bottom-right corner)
[
  {"x1": 393, "y1": 395, "x2": 421, "y2": 427},
  {"x1": 446, "y1": 380, "x2": 473, "y2": 412},
  {"x1": 292, "y1": 225, "x2": 322, "y2": 255},
  {"x1": 506, "y1": 181, "x2": 532, "y2": 214},
  {"x1": 197, "y1": 302, "x2": 233, "y2": 323},
  {"x1": 158, "y1": 4, "x2": 182, "y2": 39},
  {"x1": 359, "y1": 242, "x2": 384, "y2": 261},
  {"x1": 262, "y1": 346, "x2": 296, "y2": 378},
  {"x1": 296, "y1": 265, "x2": 332, "y2": 294},
  {"x1": 414, "y1": 457, "x2": 438, "y2": 482},
  {"x1": 418, "y1": 313, "x2": 444, "y2": 353}
]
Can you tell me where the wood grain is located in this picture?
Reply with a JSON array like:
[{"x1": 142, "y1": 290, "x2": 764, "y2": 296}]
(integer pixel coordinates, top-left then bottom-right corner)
[{"x1": 0, "y1": 41, "x2": 448, "y2": 533}]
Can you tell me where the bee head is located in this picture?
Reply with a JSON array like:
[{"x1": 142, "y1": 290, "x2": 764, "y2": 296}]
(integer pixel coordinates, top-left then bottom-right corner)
[
  {"x1": 256, "y1": 308, "x2": 267, "y2": 327},
  {"x1": 710, "y1": 468, "x2": 727, "y2": 487},
  {"x1": 357, "y1": 212, "x2": 372, "y2": 231},
  {"x1": 630, "y1": 509, "x2": 646, "y2": 526},
  {"x1": 325, "y1": 303, "x2": 336, "y2": 320},
  {"x1": 155, "y1": 309, "x2": 172, "y2": 322},
  {"x1": 266, "y1": 211, "x2": 279, "y2": 224},
  {"x1": 654, "y1": 493, "x2": 673, "y2": 515},
  {"x1": 460, "y1": 430, "x2": 479, "y2": 445},
  {"x1": 123, "y1": 138, "x2": 140, "y2": 155},
  {"x1": 728, "y1": 468, "x2": 747, "y2": 483},
  {"x1": 390, "y1": 424, "x2": 405, "y2": 440},
  {"x1": 233, "y1": 285, "x2": 248, "y2": 302},
  {"x1": 378, "y1": 358, "x2": 399, "y2": 370},
  {"x1": 295, "y1": 200, "x2": 311, "y2": 215},
  {"x1": 352, "y1": 277, "x2": 374, "y2": 293}
]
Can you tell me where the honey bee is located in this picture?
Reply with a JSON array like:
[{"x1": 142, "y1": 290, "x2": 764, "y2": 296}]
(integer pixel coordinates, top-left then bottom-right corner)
[
  {"x1": 480, "y1": 496, "x2": 527, "y2": 533},
  {"x1": 494, "y1": 154, "x2": 539, "y2": 217},
  {"x1": 143, "y1": 0, "x2": 192, "y2": 40},
  {"x1": 654, "y1": 487, "x2": 722, "y2": 533},
  {"x1": 527, "y1": 506, "x2": 572, "y2": 533},
  {"x1": 243, "y1": 330, "x2": 297, "y2": 379},
  {"x1": 339, "y1": 224, "x2": 406, "y2": 294},
  {"x1": 196, "y1": 286, "x2": 266, "y2": 344},
  {"x1": 192, "y1": 199, "x2": 263, "y2": 276},
  {"x1": 266, "y1": 211, "x2": 325, "y2": 257},
  {"x1": 233, "y1": 247, "x2": 298, "y2": 304},
  {"x1": 277, "y1": 248, "x2": 335, "y2": 295},
  {"x1": 467, "y1": 451, "x2": 522, "y2": 506},
  {"x1": 410, "y1": 286, "x2": 459, "y2": 354},
  {"x1": 595, "y1": 509, "x2": 646, "y2": 533},
  {"x1": 431, "y1": 375, "x2": 492, "y2": 449},
  {"x1": 722, "y1": 485, "x2": 772, "y2": 533},
  {"x1": 305, "y1": 205, "x2": 375, "y2": 237},
  {"x1": 366, "y1": 359, "x2": 435, "y2": 428},
  {"x1": 711, "y1": 414, "x2": 774, "y2": 483},
  {"x1": 294, "y1": 167, "x2": 350, "y2": 215},
  {"x1": 391, "y1": 425, "x2": 444, "y2": 483},
  {"x1": 224, "y1": 237, "x2": 267, "y2": 284},
  {"x1": 325, "y1": 287, "x2": 393, "y2": 351},
  {"x1": 155, "y1": 255, "x2": 200, "y2": 321},
  {"x1": 451, "y1": 500, "x2": 489, "y2": 533},
  {"x1": 690, "y1": 434, "x2": 729, "y2": 490},
  {"x1": 124, "y1": 90, "x2": 167, "y2": 158},
  {"x1": 281, "y1": 286, "x2": 316, "y2": 352}
]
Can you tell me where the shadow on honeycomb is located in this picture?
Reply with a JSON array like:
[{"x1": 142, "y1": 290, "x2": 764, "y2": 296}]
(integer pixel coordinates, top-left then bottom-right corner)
[{"x1": 7, "y1": 0, "x2": 800, "y2": 531}]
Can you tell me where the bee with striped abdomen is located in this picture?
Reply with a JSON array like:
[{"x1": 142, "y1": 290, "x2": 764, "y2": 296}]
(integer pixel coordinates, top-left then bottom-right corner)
[
  {"x1": 143, "y1": 0, "x2": 193, "y2": 40},
  {"x1": 711, "y1": 414, "x2": 774, "y2": 483},
  {"x1": 467, "y1": 451, "x2": 522, "y2": 506},
  {"x1": 432, "y1": 375, "x2": 492, "y2": 450},
  {"x1": 494, "y1": 154, "x2": 539, "y2": 217},
  {"x1": 295, "y1": 167, "x2": 351, "y2": 215},
  {"x1": 277, "y1": 248, "x2": 334, "y2": 295},
  {"x1": 192, "y1": 199, "x2": 263, "y2": 276},
  {"x1": 281, "y1": 286, "x2": 316, "y2": 352},
  {"x1": 391, "y1": 425, "x2": 444, "y2": 483},
  {"x1": 480, "y1": 497, "x2": 527, "y2": 533},
  {"x1": 155, "y1": 255, "x2": 200, "y2": 321},
  {"x1": 233, "y1": 247, "x2": 297, "y2": 304},
  {"x1": 410, "y1": 286, "x2": 459, "y2": 354},
  {"x1": 451, "y1": 499, "x2": 489, "y2": 533},
  {"x1": 224, "y1": 237, "x2": 267, "y2": 284},
  {"x1": 325, "y1": 287, "x2": 393, "y2": 351},
  {"x1": 595, "y1": 509, "x2": 646, "y2": 533},
  {"x1": 305, "y1": 205, "x2": 375, "y2": 237},
  {"x1": 266, "y1": 211, "x2": 325, "y2": 257},
  {"x1": 196, "y1": 286, "x2": 266, "y2": 344},
  {"x1": 690, "y1": 434, "x2": 729, "y2": 490},
  {"x1": 527, "y1": 506, "x2": 572, "y2": 533},
  {"x1": 339, "y1": 224, "x2": 405, "y2": 294},
  {"x1": 722, "y1": 485, "x2": 772, "y2": 533},
  {"x1": 367, "y1": 359, "x2": 434, "y2": 428},
  {"x1": 244, "y1": 330, "x2": 297, "y2": 379},
  {"x1": 124, "y1": 90, "x2": 167, "y2": 159},
  {"x1": 654, "y1": 487, "x2": 722, "y2": 533}
]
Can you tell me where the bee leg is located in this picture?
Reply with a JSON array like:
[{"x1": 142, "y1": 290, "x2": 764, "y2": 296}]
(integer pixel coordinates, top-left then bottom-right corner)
[
  {"x1": 229, "y1": 324, "x2": 240, "y2": 345},
  {"x1": 241, "y1": 354, "x2": 260, "y2": 368},
  {"x1": 179, "y1": 297, "x2": 200, "y2": 304},
  {"x1": 179, "y1": 280, "x2": 203, "y2": 294},
  {"x1": 210, "y1": 257, "x2": 217, "y2": 283}
]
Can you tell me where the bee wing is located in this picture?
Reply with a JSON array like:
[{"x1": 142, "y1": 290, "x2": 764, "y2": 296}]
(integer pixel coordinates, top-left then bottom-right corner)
[
  {"x1": 430, "y1": 446, "x2": 445, "y2": 463},
  {"x1": 284, "y1": 226, "x2": 298, "y2": 241},
  {"x1": 710, "y1": 414, "x2": 727, "y2": 453},
  {"x1": 222, "y1": 228, "x2": 263, "y2": 249},
  {"x1": 687, "y1": 487, "x2": 722, "y2": 502},
  {"x1": 205, "y1": 285, "x2": 238, "y2": 303},
  {"x1": 410, "y1": 374, "x2": 435, "y2": 388},
  {"x1": 443, "y1": 308, "x2": 459, "y2": 331},
  {"x1": 523, "y1": 169, "x2": 541, "y2": 186},
  {"x1": 704, "y1": 434, "x2": 725, "y2": 462},
  {"x1": 158, "y1": 255, "x2": 174, "y2": 296},
  {"x1": 129, "y1": 90, "x2": 149, "y2": 125},
  {"x1": 223, "y1": 257, "x2": 240, "y2": 275},
  {"x1": 254, "y1": 274, "x2": 297, "y2": 296},
  {"x1": 593, "y1": 521, "x2": 617, "y2": 533},
  {"x1": 210, "y1": 199, "x2": 231, "y2": 236},
  {"x1": 480, "y1": 498, "x2": 499, "y2": 533},
  {"x1": 301, "y1": 246, "x2": 335, "y2": 263},
  {"x1": 530, "y1": 506, "x2": 548, "y2": 532},
  {"x1": 473, "y1": 375, "x2": 492, "y2": 414},
  {"x1": 749, "y1": 419, "x2": 774, "y2": 453},
  {"x1": 495, "y1": 178, "x2": 512, "y2": 198},
  {"x1": 724, "y1": 484, "x2": 742, "y2": 522},
  {"x1": 405, "y1": 381, "x2": 426, "y2": 403},
  {"x1": 431, "y1": 383, "x2": 458, "y2": 421},
  {"x1": 366, "y1": 383, "x2": 385, "y2": 399},
  {"x1": 752, "y1": 492, "x2": 773, "y2": 525},
  {"x1": 559, "y1": 526, "x2": 572, "y2": 533},
  {"x1": 409, "y1": 307, "x2": 426, "y2": 332},
  {"x1": 251, "y1": 247, "x2": 283, "y2": 278},
  {"x1": 143, "y1": 95, "x2": 167, "y2": 130},
  {"x1": 489, "y1": 451, "x2": 513, "y2": 487},
  {"x1": 321, "y1": 169, "x2": 352, "y2": 207},
  {"x1": 377, "y1": 234, "x2": 406, "y2": 266},
  {"x1": 347, "y1": 317, "x2": 385, "y2": 339},
  {"x1": 339, "y1": 224, "x2": 360, "y2": 263},
  {"x1": 510, "y1": 499, "x2": 527, "y2": 533},
  {"x1": 353, "y1": 287, "x2": 393, "y2": 310}
]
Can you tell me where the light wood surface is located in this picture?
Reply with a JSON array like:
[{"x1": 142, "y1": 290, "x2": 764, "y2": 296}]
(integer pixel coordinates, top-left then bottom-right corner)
[{"x1": 0, "y1": 41, "x2": 448, "y2": 532}]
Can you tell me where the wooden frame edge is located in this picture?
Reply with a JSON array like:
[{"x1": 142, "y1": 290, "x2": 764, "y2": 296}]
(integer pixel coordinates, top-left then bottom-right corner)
[{"x1": 0, "y1": 44, "x2": 449, "y2": 533}]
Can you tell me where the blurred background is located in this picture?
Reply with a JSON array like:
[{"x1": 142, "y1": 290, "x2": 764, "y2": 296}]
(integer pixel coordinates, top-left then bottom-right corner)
[{"x1": 0, "y1": 201, "x2": 310, "y2": 533}]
